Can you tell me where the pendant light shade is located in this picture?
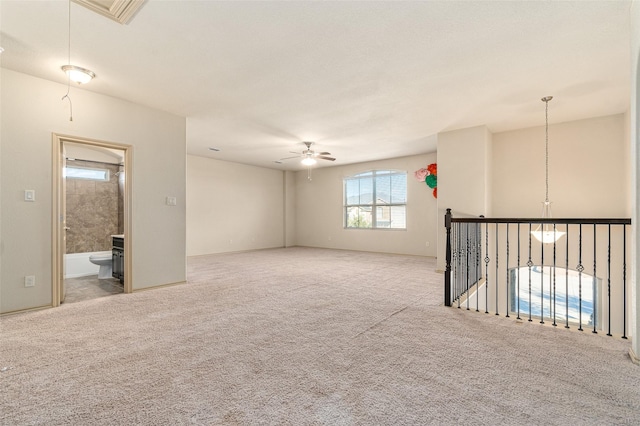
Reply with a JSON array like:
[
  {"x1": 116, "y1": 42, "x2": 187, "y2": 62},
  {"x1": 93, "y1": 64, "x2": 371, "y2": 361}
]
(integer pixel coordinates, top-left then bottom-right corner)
[{"x1": 62, "y1": 65, "x2": 96, "y2": 84}]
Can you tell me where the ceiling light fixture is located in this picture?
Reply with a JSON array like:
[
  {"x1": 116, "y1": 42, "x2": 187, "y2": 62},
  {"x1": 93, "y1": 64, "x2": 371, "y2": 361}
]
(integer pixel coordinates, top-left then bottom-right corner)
[
  {"x1": 61, "y1": 65, "x2": 96, "y2": 84},
  {"x1": 301, "y1": 156, "x2": 317, "y2": 166},
  {"x1": 531, "y1": 96, "x2": 565, "y2": 244}
]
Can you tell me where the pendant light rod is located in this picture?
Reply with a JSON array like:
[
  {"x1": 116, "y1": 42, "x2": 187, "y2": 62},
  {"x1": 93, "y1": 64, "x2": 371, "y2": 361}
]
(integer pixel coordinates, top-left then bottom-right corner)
[
  {"x1": 532, "y1": 95, "x2": 565, "y2": 243},
  {"x1": 542, "y1": 96, "x2": 553, "y2": 203},
  {"x1": 61, "y1": 0, "x2": 73, "y2": 121}
]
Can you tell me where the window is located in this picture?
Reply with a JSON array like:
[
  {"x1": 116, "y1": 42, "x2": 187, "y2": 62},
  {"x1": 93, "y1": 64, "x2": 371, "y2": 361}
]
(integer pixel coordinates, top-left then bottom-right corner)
[
  {"x1": 64, "y1": 166, "x2": 110, "y2": 181},
  {"x1": 344, "y1": 170, "x2": 407, "y2": 229},
  {"x1": 509, "y1": 266, "x2": 598, "y2": 327}
]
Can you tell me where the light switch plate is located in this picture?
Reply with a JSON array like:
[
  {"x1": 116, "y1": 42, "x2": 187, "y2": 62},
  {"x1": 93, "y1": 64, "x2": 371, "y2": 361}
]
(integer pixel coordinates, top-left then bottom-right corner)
[
  {"x1": 24, "y1": 190, "x2": 35, "y2": 202},
  {"x1": 25, "y1": 275, "x2": 35, "y2": 287},
  {"x1": 166, "y1": 196, "x2": 177, "y2": 206}
]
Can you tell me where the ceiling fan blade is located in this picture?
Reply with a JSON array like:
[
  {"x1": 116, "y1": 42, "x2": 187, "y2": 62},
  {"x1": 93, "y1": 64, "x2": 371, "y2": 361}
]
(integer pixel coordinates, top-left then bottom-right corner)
[
  {"x1": 316, "y1": 151, "x2": 331, "y2": 156},
  {"x1": 318, "y1": 156, "x2": 336, "y2": 161},
  {"x1": 278, "y1": 155, "x2": 301, "y2": 161},
  {"x1": 289, "y1": 151, "x2": 301, "y2": 155}
]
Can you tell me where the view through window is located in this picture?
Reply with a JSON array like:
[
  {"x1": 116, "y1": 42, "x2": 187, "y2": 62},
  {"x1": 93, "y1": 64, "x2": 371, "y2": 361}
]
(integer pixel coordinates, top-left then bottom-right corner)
[
  {"x1": 344, "y1": 170, "x2": 407, "y2": 229},
  {"x1": 64, "y1": 166, "x2": 110, "y2": 181},
  {"x1": 509, "y1": 266, "x2": 597, "y2": 326}
]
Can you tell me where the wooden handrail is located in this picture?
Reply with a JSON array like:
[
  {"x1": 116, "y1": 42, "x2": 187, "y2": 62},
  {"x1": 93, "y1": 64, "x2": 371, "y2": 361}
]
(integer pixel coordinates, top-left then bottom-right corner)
[{"x1": 450, "y1": 217, "x2": 631, "y2": 225}]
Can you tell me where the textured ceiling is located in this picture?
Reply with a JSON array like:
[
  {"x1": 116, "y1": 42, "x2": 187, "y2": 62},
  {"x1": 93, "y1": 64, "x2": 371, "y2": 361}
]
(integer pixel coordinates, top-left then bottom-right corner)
[{"x1": 0, "y1": 1, "x2": 631, "y2": 170}]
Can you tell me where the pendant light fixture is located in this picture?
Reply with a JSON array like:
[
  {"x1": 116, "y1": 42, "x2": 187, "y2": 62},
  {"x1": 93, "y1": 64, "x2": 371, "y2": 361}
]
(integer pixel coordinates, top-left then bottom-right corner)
[
  {"x1": 61, "y1": 0, "x2": 96, "y2": 121},
  {"x1": 531, "y1": 96, "x2": 565, "y2": 243},
  {"x1": 61, "y1": 64, "x2": 95, "y2": 84}
]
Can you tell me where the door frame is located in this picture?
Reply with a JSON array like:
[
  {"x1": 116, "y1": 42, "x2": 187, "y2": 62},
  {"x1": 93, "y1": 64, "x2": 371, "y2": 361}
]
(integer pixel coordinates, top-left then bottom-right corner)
[{"x1": 51, "y1": 133, "x2": 133, "y2": 306}]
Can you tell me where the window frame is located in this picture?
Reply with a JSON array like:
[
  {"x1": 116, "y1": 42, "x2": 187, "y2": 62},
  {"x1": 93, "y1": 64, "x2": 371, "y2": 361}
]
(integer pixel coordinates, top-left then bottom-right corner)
[{"x1": 343, "y1": 169, "x2": 407, "y2": 230}]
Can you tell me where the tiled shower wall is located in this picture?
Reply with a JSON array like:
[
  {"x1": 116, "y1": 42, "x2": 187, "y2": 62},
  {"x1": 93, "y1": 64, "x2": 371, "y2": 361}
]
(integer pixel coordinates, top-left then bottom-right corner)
[
  {"x1": 65, "y1": 160, "x2": 122, "y2": 254},
  {"x1": 118, "y1": 165, "x2": 124, "y2": 234}
]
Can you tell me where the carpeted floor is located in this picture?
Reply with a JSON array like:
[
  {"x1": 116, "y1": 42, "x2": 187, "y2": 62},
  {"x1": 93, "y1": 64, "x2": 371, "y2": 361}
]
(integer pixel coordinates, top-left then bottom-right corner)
[{"x1": 1, "y1": 247, "x2": 638, "y2": 425}]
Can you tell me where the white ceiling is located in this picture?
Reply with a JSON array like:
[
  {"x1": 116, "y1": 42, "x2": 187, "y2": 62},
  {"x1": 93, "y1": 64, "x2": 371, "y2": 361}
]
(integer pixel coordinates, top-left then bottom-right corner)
[{"x1": 0, "y1": 0, "x2": 631, "y2": 170}]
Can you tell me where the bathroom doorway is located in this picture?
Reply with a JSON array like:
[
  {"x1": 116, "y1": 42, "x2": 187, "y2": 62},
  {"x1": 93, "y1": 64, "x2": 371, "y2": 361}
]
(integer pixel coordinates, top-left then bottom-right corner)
[{"x1": 52, "y1": 134, "x2": 133, "y2": 306}]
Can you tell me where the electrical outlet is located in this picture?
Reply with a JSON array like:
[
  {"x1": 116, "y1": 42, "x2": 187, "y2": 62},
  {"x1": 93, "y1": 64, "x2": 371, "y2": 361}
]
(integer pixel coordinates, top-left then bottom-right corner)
[
  {"x1": 166, "y1": 196, "x2": 177, "y2": 206},
  {"x1": 425, "y1": 241, "x2": 430, "y2": 247},
  {"x1": 24, "y1": 275, "x2": 35, "y2": 287}
]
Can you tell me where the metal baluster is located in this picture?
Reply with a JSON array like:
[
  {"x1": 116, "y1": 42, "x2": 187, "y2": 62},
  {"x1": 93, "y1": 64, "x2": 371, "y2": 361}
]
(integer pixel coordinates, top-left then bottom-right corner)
[
  {"x1": 517, "y1": 223, "x2": 521, "y2": 320},
  {"x1": 455, "y1": 222, "x2": 461, "y2": 309},
  {"x1": 495, "y1": 224, "x2": 499, "y2": 316},
  {"x1": 540, "y1": 226, "x2": 545, "y2": 325},
  {"x1": 552, "y1": 224, "x2": 557, "y2": 327},
  {"x1": 505, "y1": 223, "x2": 510, "y2": 318},
  {"x1": 607, "y1": 224, "x2": 612, "y2": 336},
  {"x1": 622, "y1": 224, "x2": 627, "y2": 339},
  {"x1": 465, "y1": 223, "x2": 471, "y2": 311},
  {"x1": 577, "y1": 224, "x2": 583, "y2": 331},
  {"x1": 592, "y1": 224, "x2": 597, "y2": 334},
  {"x1": 565, "y1": 225, "x2": 570, "y2": 329},
  {"x1": 527, "y1": 223, "x2": 533, "y2": 322},
  {"x1": 484, "y1": 223, "x2": 489, "y2": 314},
  {"x1": 477, "y1": 222, "x2": 482, "y2": 313}
]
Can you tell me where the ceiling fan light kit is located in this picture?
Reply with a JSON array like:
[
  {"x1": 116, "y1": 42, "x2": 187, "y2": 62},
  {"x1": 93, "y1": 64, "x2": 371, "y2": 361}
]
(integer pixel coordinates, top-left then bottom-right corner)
[
  {"x1": 276, "y1": 141, "x2": 336, "y2": 181},
  {"x1": 301, "y1": 157, "x2": 317, "y2": 166}
]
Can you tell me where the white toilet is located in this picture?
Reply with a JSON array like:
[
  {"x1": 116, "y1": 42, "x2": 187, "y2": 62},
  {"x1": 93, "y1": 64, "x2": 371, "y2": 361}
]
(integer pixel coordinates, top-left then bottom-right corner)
[{"x1": 89, "y1": 251, "x2": 113, "y2": 279}]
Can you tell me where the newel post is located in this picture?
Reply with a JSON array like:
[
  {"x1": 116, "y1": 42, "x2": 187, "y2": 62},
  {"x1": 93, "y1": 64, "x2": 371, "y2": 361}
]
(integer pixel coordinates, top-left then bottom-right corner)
[{"x1": 444, "y1": 208, "x2": 452, "y2": 306}]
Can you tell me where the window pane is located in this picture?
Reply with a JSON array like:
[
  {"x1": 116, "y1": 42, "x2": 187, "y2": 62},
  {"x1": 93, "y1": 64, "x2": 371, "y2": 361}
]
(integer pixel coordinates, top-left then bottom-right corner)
[
  {"x1": 346, "y1": 206, "x2": 372, "y2": 228},
  {"x1": 345, "y1": 179, "x2": 360, "y2": 205},
  {"x1": 389, "y1": 206, "x2": 406, "y2": 229},
  {"x1": 359, "y1": 206, "x2": 372, "y2": 228},
  {"x1": 354, "y1": 171, "x2": 373, "y2": 178},
  {"x1": 376, "y1": 175, "x2": 391, "y2": 204},
  {"x1": 359, "y1": 177, "x2": 373, "y2": 204},
  {"x1": 64, "y1": 166, "x2": 109, "y2": 181},
  {"x1": 346, "y1": 206, "x2": 358, "y2": 228},
  {"x1": 376, "y1": 206, "x2": 391, "y2": 228},
  {"x1": 390, "y1": 174, "x2": 407, "y2": 203}
]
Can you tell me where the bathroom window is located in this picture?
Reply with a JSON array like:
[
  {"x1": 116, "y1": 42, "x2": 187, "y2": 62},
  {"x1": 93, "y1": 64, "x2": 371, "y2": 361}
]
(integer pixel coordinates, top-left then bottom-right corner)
[{"x1": 64, "y1": 166, "x2": 110, "y2": 181}]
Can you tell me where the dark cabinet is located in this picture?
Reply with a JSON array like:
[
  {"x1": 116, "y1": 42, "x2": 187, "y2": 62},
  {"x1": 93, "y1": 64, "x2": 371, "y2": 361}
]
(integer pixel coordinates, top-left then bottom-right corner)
[{"x1": 112, "y1": 236, "x2": 124, "y2": 284}]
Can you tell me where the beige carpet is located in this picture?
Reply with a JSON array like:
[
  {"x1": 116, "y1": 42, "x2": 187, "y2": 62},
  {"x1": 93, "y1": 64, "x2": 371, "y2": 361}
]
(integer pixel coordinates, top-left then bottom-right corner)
[{"x1": 1, "y1": 247, "x2": 638, "y2": 425}]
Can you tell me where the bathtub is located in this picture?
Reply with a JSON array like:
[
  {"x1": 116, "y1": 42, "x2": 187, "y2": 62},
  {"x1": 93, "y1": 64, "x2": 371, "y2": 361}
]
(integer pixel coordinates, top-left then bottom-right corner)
[{"x1": 65, "y1": 252, "x2": 103, "y2": 278}]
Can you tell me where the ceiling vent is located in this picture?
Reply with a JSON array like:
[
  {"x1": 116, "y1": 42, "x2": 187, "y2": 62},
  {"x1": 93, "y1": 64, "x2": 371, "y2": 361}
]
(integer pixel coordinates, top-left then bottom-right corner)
[{"x1": 72, "y1": 0, "x2": 146, "y2": 25}]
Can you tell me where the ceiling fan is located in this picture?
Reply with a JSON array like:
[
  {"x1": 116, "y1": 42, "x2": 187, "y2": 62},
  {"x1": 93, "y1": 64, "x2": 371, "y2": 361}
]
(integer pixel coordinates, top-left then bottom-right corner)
[{"x1": 275, "y1": 142, "x2": 336, "y2": 166}]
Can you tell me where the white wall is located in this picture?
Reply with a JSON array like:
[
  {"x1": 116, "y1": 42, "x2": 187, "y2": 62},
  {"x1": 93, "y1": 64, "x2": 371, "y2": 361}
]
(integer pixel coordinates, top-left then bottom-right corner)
[
  {"x1": 186, "y1": 155, "x2": 285, "y2": 256},
  {"x1": 436, "y1": 126, "x2": 492, "y2": 271},
  {"x1": 438, "y1": 126, "x2": 493, "y2": 217},
  {"x1": 630, "y1": 0, "x2": 640, "y2": 361},
  {"x1": 1, "y1": 69, "x2": 187, "y2": 312},
  {"x1": 284, "y1": 170, "x2": 296, "y2": 247},
  {"x1": 294, "y1": 154, "x2": 437, "y2": 257},
  {"x1": 492, "y1": 114, "x2": 628, "y2": 218}
]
